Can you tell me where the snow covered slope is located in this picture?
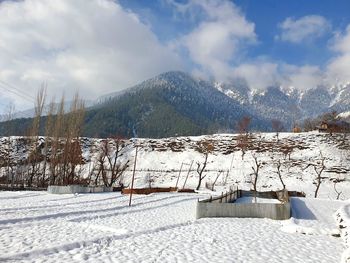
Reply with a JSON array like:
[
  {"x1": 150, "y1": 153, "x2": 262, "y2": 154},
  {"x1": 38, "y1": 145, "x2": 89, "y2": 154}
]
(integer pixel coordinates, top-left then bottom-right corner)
[{"x1": 1, "y1": 132, "x2": 349, "y2": 199}]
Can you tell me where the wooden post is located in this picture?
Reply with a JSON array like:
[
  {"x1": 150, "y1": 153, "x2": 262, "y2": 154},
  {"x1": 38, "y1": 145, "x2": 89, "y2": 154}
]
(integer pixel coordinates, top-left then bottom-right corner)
[
  {"x1": 175, "y1": 162, "x2": 183, "y2": 189},
  {"x1": 129, "y1": 146, "x2": 138, "y2": 207},
  {"x1": 182, "y1": 160, "x2": 193, "y2": 189}
]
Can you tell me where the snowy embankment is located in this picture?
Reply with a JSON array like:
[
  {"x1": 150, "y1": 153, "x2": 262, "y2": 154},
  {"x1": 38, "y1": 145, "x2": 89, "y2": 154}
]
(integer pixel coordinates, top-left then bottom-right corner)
[
  {"x1": 335, "y1": 203, "x2": 350, "y2": 262},
  {"x1": 0, "y1": 191, "x2": 345, "y2": 263},
  {"x1": 123, "y1": 132, "x2": 350, "y2": 199},
  {"x1": 0, "y1": 132, "x2": 349, "y2": 200}
]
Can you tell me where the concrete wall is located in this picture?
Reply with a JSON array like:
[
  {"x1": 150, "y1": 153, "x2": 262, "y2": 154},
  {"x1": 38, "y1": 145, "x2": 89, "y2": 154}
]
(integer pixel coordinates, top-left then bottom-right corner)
[
  {"x1": 196, "y1": 202, "x2": 291, "y2": 220},
  {"x1": 47, "y1": 185, "x2": 113, "y2": 194},
  {"x1": 197, "y1": 189, "x2": 291, "y2": 220}
]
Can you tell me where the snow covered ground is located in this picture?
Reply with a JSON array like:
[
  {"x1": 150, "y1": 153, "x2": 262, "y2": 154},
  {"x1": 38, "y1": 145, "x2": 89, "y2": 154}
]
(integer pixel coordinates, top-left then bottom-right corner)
[
  {"x1": 0, "y1": 191, "x2": 347, "y2": 263},
  {"x1": 0, "y1": 132, "x2": 349, "y2": 261}
]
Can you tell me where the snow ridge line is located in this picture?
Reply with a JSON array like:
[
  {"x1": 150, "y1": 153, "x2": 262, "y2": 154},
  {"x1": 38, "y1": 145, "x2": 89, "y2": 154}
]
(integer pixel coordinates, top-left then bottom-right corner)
[
  {"x1": 68, "y1": 196, "x2": 197, "y2": 223},
  {"x1": 0, "y1": 195, "x2": 126, "y2": 212},
  {"x1": 0, "y1": 193, "x2": 43, "y2": 200},
  {"x1": 0, "y1": 220, "x2": 198, "y2": 261},
  {"x1": 0, "y1": 194, "x2": 197, "y2": 225}
]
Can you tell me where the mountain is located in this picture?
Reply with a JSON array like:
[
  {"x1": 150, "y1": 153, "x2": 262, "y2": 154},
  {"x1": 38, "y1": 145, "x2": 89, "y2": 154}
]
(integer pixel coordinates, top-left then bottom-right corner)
[
  {"x1": 84, "y1": 71, "x2": 268, "y2": 138},
  {"x1": 215, "y1": 80, "x2": 350, "y2": 127},
  {"x1": 1, "y1": 71, "x2": 349, "y2": 138}
]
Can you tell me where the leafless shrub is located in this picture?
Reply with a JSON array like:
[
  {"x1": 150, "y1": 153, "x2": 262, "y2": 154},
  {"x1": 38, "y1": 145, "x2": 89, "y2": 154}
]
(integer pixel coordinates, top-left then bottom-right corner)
[
  {"x1": 96, "y1": 137, "x2": 130, "y2": 187},
  {"x1": 251, "y1": 154, "x2": 262, "y2": 194},
  {"x1": 236, "y1": 116, "x2": 251, "y2": 160},
  {"x1": 195, "y1": 140, "x2": 214, "y2": 190},
  {"x1": 304, "y1": 152, "x2": 326, "y2": 198},
  {"x1": 275, "y1": 159, "x2": 286, "y2": 190},
  {"x1": 271, "y1": 119, "x2": 284, "y2": 142}
]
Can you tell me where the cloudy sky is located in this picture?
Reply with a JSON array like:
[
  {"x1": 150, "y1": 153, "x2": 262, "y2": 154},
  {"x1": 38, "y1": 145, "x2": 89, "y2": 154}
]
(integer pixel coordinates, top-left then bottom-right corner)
[{"x1": 0, "y1": 0, "x2": 350, "y2": 113}]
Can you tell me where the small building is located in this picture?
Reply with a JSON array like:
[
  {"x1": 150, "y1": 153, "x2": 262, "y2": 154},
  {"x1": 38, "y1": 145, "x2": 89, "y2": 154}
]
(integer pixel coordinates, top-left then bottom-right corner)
[
  {"x1": 316, "y1": 120, "x2": 350, "y2": 133},
  {"x1": 292, "y1": 126, "x2": 302, "y2": 133}
]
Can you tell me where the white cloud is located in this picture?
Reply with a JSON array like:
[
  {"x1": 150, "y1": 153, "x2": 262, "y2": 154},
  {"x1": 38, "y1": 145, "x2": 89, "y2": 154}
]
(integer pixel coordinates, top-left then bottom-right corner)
[
  {"x1": 281, "y1": 65, "x2": 323, "y2": 90},
  {"x1": 327, "y1": 25, "x2": 350, "y2": 83},
  {"x1": 0, "y1": 0, "x2": 182, "y2": 111},
  {"x1": 172, "y1": 0, "x2": 256, "y2": 81},
  {"x1": 232, "y1": 62, "x2": 279, "y2": 90},
  {"x1": 277, "y1": 15, "x2": 331, "y2": 44},
  {"x1": 231, "y1": 60, "x2": 324, "y2": 91}
]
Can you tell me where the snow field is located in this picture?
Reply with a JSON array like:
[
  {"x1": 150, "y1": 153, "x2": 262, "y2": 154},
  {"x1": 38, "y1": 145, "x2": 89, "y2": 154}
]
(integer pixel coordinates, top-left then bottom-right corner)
[{"x1": 0, "y1": 191, "x2": 345, "y2": 262}]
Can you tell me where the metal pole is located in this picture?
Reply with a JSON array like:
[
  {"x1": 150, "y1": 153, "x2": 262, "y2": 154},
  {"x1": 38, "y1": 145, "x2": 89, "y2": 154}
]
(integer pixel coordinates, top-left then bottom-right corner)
[
  {"x1": 182, "y1": 160, "x2": 194, "y2": 189},
  {"x1": 129, "y1": 146, "x2": 138, "y2": 206},
  {"x1": 175, "y1": 162, "x2": 183, "y2": 189}
]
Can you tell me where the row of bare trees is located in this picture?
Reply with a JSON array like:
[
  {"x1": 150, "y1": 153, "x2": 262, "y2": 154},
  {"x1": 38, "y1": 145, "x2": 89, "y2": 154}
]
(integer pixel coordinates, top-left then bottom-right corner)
[{"x1": 1, "y1": 87, "x2": 87, "y2": 188}]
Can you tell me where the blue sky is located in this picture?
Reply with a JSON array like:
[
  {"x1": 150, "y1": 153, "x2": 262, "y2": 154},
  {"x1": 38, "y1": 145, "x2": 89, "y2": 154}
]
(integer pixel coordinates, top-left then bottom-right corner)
[
  {"x1": 120, "y1": 0, "x2": 350, "y2": 67},
  {"x1": 0, "y1": 0, "x2": 350, "y2": 113},
  {"x1": 235, "y1": 0, "x2": 350, "y2": 66}
]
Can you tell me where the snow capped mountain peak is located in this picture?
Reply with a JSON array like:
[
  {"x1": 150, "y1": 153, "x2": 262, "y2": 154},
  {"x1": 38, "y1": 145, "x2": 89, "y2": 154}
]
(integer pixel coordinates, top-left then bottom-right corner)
[
  {"x1": 337, "y1": 111, "x2": 350, "y2": 119},
  {"x1": 212, "y1": 75, "x2": 350, "y2": 126}
]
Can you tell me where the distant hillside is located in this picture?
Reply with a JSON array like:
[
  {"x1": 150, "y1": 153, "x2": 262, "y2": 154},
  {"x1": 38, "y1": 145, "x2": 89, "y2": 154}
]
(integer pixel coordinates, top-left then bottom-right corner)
[{"x1": 84, "y1": 71, "x2": 268, "y2": 138}]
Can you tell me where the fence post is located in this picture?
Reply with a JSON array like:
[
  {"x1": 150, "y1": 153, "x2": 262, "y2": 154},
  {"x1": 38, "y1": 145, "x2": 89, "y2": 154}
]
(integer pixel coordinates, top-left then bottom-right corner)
[
  {"x1": 182, "y1": 160, "x2": 194, "y2": 189},
  {"x1": 220, "y1": 192, "x2": 223, "y2": 203},
  {"x1": 129, "y1": 146, "x2": 138, "y2": 207},
  {"x1": 175, "y1": 162, "x2": 183, "y2": 189}
]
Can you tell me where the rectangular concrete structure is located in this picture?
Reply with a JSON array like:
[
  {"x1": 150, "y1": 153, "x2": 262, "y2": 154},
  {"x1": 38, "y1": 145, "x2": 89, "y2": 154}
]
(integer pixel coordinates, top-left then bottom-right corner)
[
  {"x1": 47, "y1": 185, "x2": 113, "y2": 194},
  {"x1": 196, "y1": 189, "x2": 291, "y2": 220},
  {"x1": 196, "y1": 201, "x2": 291, "y2": 220}
]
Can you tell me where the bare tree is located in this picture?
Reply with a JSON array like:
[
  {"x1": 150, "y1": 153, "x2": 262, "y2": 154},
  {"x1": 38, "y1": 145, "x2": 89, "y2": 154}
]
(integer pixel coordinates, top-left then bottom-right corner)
[
  {"x1": 145, "y1": 173, "x2": 154, "y2": 189},
  {"x1": 281, "y1": 144, "x2": 294, "y2": 160},
  {"x1": 250, "y1": 154, "x2": 263, "y2": 201},
  {"x1": 98, "y1": 137, "x2": 130, "y2": 187},
  {"x1": 333, "y1": 179, "x2": 343, "y2": 200},
  {"x1": 48, "y1": 95, "x2": 65, "y2": 185},
  {"x1": 271, "y1": 119, "x2": 284, "y2": 142},
  {"x1": 47, "y1": 93, "x2": 85, "y2": 186},
  {"x1": 237, "y1": 116, "x2": 251, "y2": 135},
  {"x1": 27, "y1": 85, "x2": 46, "y2": 187},
  {"x1": 195, "y1": 140, "x2": 214, "y2": 190},
  {"x1": 313, "y1": 155, "x2": 326, "y2": 198},
  {"x1": 236, "y1": 116, "x2": 251, "y2": 160},
  {"x1": 94, "y1": 147, "x2": 107, "y2": 185},
  {"x1": 275, "y1": 159, "x2": 286, "y2": 190},
  {"x1": 41, "y1": 99, "x2": 56, "y2": 187},
  {"x1": 27, "y1": 86, "x2": 46, "y2": 187},
  {"x1": 211, "y1": 170, "x2": 223, "y2": 191},
  {"x1": 62, "y1": 93, "x2": 85, "y2": 185},
  {"x1": 3, "y1": 103, "x2": 15, "y2": 188},
  {"x1": 305, "y1": 152, "x2": 326, "y2": 198}
]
